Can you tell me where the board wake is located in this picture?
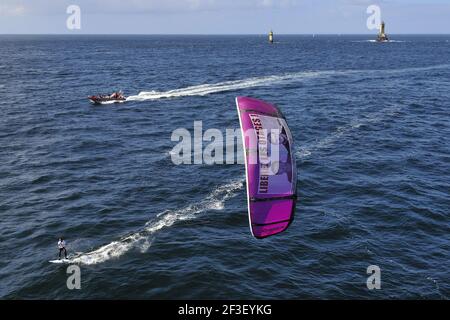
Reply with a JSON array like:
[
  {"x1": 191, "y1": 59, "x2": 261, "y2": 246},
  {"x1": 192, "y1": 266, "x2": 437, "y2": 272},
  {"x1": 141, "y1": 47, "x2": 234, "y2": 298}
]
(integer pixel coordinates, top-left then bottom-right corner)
[{"x1": 49, "y1": 259, "x2": 72, "y2": 264}]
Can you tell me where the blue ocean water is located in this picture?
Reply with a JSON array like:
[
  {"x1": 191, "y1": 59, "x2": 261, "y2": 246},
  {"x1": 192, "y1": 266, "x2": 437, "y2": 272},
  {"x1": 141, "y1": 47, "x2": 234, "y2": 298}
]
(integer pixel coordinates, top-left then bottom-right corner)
[{"x1": 0, "y1": 35, "x2": 449, "y2": 299}]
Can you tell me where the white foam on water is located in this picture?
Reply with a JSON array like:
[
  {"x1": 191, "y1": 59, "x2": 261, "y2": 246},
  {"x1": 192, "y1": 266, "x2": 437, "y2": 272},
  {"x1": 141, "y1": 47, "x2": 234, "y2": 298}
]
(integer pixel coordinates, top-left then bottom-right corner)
[
  {"x1": 351, "y1": 40, "x2": 378, "y2": 43},
  {"x1": 91, "y1": 100, "x2": 125, "y2": 105},
  {"x1": 354, "y1": 40, "x2": 407, "y2": 43},
  {"x1": 296, "y1": 104, "x2": 402, "y2": 159},
  {"x1": 71, "y1": 179, "x2": 244, "y2": 265},
  {"x1": 126, "y1": 71, "x2": 326, "y2": 101},
  {"x1": 126, "y1": 64, "x2": 449, "y2": 102}
]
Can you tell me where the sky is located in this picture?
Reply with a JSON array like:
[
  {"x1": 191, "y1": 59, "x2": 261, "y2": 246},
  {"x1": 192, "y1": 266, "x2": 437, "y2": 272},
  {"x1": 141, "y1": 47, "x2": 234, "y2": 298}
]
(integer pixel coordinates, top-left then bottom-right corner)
[{"x1": 0, "y1": 0, "x2": 450, "y2": 34}]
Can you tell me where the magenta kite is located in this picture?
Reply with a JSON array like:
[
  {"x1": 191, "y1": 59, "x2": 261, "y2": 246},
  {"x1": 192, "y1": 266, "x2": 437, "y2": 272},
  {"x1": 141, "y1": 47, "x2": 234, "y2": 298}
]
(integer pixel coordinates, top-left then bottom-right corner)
[{"x1": 236, "y1": 97, "x2": 298, "y2": 239}]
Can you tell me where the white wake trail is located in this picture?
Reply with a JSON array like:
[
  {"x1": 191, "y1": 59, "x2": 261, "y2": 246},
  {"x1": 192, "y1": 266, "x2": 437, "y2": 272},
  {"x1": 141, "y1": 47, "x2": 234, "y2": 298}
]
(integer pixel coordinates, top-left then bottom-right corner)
[
  {"x1": 126, "y1": 71, "x2": 330, "y2": 101},
  {"x1": 126, "y1": 64, "x2": 449, "y2": 102},
  {"x1": 71, "y1": 179, "x2": 244, "y2": 265}
]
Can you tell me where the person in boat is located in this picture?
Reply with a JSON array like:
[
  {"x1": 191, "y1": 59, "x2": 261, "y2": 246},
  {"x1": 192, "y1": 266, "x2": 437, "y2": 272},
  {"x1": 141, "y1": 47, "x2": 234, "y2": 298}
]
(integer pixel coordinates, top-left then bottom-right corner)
[
  {"x1": 58, "y1": 237, "x2": 68, "y2": 260},
  {"x1": 110, "y1": 91, "x2": 123, "y2": 100}
]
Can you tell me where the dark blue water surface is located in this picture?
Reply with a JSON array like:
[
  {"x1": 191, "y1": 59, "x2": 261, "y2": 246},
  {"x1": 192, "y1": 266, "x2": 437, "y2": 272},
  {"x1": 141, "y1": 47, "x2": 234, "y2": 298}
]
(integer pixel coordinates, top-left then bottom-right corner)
[{"x1": 0, "y1": 35, "x2": 449, "y2": 299}]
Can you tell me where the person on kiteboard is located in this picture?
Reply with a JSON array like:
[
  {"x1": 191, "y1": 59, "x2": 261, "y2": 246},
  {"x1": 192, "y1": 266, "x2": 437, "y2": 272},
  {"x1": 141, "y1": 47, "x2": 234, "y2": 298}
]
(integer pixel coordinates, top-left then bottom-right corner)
[{"x1": 58, "y1": 237, "x2": 68, "y2": 260}]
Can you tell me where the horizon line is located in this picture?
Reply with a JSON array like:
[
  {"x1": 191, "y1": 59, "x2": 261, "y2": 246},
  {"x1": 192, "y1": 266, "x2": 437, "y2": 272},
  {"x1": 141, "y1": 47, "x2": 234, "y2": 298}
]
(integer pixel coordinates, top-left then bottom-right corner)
[{"x1": 1, "y1": 33, "x2": 450, "y2": 36}]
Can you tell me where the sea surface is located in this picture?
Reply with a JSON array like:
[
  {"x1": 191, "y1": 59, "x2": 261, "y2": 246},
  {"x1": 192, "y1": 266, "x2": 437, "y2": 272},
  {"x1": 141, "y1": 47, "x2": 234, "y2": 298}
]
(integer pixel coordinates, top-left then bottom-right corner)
[{"x1": 0, "y1": 35, "x2": 449, "y2": 299}]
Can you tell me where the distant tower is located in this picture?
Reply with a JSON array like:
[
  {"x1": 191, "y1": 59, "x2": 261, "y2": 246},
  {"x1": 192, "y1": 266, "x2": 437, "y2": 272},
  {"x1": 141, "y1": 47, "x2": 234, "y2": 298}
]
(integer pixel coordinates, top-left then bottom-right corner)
[
  {"x1": 269, "y1": 30, "x2": 274, "y2": 44},
  {"x1": 377, "y1": 21, "x2": 389, "y2": 42}
]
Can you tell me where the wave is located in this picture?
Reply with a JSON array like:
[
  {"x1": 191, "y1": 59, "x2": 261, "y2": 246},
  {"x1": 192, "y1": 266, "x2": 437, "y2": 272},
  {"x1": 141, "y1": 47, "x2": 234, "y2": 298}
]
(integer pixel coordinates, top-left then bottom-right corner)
[
  {"x1": 296, "y1": 104, "x2": 402, "y2": 159},
  {"x1": 126, "y1": 64, "x2": 449, "y2": 102},
  {"x1": 71, "y1": 179, "x2": 244, "y2": 265}
]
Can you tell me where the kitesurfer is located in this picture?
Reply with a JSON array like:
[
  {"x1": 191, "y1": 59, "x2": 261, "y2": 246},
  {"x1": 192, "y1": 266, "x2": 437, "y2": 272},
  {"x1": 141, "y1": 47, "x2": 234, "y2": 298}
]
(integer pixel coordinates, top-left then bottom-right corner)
[{"x1": 58, "y1": 237, "x2": 68, "y2": 260}]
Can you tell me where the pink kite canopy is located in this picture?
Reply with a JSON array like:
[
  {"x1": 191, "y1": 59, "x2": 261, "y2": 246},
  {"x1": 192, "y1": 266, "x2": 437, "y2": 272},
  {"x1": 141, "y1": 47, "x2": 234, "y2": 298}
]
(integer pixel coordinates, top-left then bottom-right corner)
[{"x1": 236, "y1": 96, "x2": 298, "y2": 239}]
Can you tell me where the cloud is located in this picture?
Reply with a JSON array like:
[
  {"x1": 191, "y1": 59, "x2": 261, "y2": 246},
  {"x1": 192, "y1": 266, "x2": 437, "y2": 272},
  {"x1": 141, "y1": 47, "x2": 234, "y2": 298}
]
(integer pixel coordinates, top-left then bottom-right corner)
[
  {"x1": 86, "y1": 0, "x2": 302, "y2": 13},
  {"x1": 0, "y1": 0, "x2": 302, "y2": 16},
  {"x1": 341, "y1": 0, "x2": 380, "y2": 6},
  {"x1": 0, "y1": 3, "x2": 26, "y2": 16},
  {"x1": 259, "y1": 0, "x2": 300, "y2": 8}
]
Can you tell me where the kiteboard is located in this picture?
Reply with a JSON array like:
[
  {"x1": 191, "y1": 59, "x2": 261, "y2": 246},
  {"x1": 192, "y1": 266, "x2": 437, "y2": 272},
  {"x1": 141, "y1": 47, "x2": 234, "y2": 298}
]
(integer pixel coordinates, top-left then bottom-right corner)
[{"x1": 49, "y1": 259, "x2": 72, "y2": 264}]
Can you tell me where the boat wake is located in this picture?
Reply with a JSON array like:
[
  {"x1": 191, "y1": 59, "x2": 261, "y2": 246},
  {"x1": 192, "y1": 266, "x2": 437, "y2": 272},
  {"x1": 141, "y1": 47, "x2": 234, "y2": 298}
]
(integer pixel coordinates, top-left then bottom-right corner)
[
  {"x1": 93, "y1": 100, "x2": 125, "y2": 105},
  {"x1": 126, "y1": 64, "x2": 448, "y2": 102},
  {"x1": 70, "y1": 179, "x2": 244, "y2": 265},
  {"x1": 352, "y1": 40, "x2": 407, "y2": 43},
  {"x1": 126, "y1": 71, "x2": 327, "y2": 101}
]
